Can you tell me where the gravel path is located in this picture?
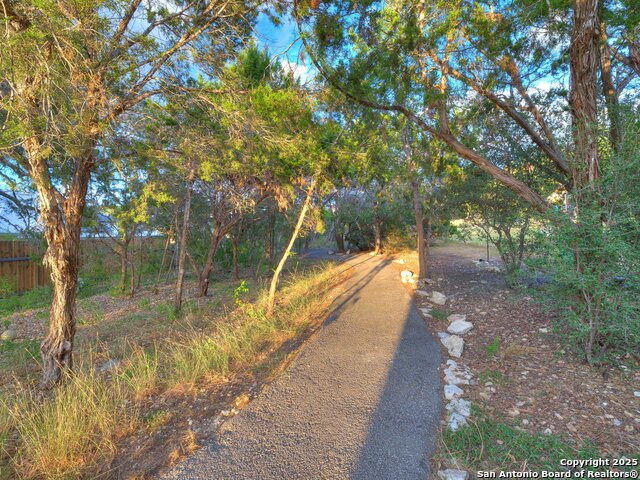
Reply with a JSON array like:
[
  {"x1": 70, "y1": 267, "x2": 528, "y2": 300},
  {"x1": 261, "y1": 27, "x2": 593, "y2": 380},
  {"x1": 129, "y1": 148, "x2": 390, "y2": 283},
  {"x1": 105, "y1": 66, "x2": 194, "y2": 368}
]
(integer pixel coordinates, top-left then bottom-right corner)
[{"x1": 160, "y1": 254, "x2": 442, "y2": 479}]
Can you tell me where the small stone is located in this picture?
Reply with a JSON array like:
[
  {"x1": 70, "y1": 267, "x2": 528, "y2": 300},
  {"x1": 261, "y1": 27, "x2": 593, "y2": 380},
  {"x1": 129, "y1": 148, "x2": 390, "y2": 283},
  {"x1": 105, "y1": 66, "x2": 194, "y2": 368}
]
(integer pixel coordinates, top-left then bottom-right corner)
[
  {"x1": 567, "y1": 423, "x2": 577, "y2": 433},
  {"x1": 441, "y1": 335, "x2": 464, "y2": 358},
  {"x1": 447, "y1": 398, "x2": 471, "y2": 417},
  {"x1": 448, "y1": 413, "x2": 468, "y2": 431},
  {"x1": 393, "y1": 259, "x2": 406, "y2": 264},
  {"x1": 98, "y1": 359, "x2": 121, "y2": 372},
  {"x1": 447, "y1": 314, "x2": 466, "y2": 323},
  {"x1": 400, "y1": 270, "x2": 414, "y2": 283},
  {"x1": 544, "y1": 428, "x2": 552, "y2": 435},
  {"x1": 430, "y1": 291, "x2": 447, "y2": 305},
  {"x1": 508, "y1": 408, "x2": 520, "y2": 416},
  {"x1": 446, "y1": 359, "x2": 458, "y2": 368},
  {"x1": 1, "y1": 329, "x2": 16, "y2": 341},
  {"x1": 419, "y1": 308, "x2": 432, "y2": 318},
  {"x1": 613, "y1": 419, "x2": 622, "y2": 427},
  {"x1": 438, "y1": 469, "x2": 469, "y2": 480},
  {"x1": 484, "y1": 381, "x2": 494, "y2": 387},
  {"x1": 444, "y1": 384, "x2": 464, "y2": 400},
  {"x1": 634, "y1": 391, "x2": 640, "y2": 398},
  {"x1": 522, "y1": 419, "x2": 530, "y2": 425},
  {"x1": 437, "y1": 332, "x2": 449, "y2": 340},
  {"x1": 538, "y1": 327, "x2": 549, "y2": 333},
  {"x1": 447, "y1": 319, "x2": 474, "y2": 335},
  {"x1": 625, "y1": 425, "x2": 634, "y2": 432},
  {"x1": 416, "y1": 290, "x2": 430, "y2": 296}
]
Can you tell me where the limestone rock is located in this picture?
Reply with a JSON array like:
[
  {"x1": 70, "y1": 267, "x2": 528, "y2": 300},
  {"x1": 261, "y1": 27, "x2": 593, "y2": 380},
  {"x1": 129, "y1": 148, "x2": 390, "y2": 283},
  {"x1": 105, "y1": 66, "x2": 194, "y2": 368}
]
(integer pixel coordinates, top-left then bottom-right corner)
[
  {"x1": 430, "y1": 291, "x2": 447, "y2": 305},
  {"x1": 400, "y1": 270, "x2": 414, "y2": 283},
  {"x1": 393, "y1": 258, "x2": 406, "y2": 264},
  {"x1": 438, "y1": 470, "x2": 469, "y2": 480},
  {"x1": 447, "y1": 314, "x2": 466, "y2": 323},
  {"x1": 446, "y1": 398, "x2": 471, "y2": 417},
  {"x1": 447, "y1": 412, "x2": 468, "y2": 431},
  {"x1": 444, "y1": 384, "x2": 464, "y2": 400},
  {"x1": 441, "y1": 334, "x2": 464, "y2": 358},
  {"x1": 98, "y1": 359, "x2": 121, "y2": 372},
  {"x1": 447, "y1": 319, "x2": 473, "y2": 335},
  {"x1": 416, "y1": 290, "x2": 430, "y2": 296},
  {"x1": 1, "y1": 329, "x2": 16, "y2": 341}
]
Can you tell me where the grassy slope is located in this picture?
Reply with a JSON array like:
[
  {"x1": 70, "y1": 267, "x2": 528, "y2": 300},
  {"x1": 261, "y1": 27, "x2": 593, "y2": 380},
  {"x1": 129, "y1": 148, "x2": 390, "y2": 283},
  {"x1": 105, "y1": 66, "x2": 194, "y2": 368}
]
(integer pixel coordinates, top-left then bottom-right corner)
[{"x1": 0, "y1": 260, "x2": 348, "y2": 479}]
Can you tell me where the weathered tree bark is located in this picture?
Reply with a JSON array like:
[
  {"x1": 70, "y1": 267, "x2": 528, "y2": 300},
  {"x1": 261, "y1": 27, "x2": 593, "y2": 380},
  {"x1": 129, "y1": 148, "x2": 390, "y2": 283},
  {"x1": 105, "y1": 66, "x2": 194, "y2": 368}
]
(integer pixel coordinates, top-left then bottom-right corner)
[
  {"x1": 119, "y1": 234, "x2": 130, "y2": 293},
  {"x1": 266, "y1": 177, "x2": 317, "y2": 317},
  {"x1": 232, "y1": 235, "x2": 239, "y2": 281},
  {"x1": 31, "y1": 139, "x2": 96, "y2": 389},
  {"x1": 175, "y1": 168, "x2": 195, "y2": 310},
  {"x1": 570, "y1": 0, "x2": 601, "y2": 190},
  {"x1": 410, "y1": 175, "x2": 428, "y2": 280},
  {"x1": 599, "y1": 19, "x2": 620, "y2": 151},
  {"x1": 373, "y1": 195, "x2": 382, "y2": 255},
  {"x1": 197, "y1": 222, "x2": 222, "y2": 297}
]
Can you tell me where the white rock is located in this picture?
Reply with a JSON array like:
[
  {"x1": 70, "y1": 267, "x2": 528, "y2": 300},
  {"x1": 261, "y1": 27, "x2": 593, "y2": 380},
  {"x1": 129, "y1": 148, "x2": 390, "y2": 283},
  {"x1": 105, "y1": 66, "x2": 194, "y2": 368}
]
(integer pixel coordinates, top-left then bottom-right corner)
[
  {"x1": 447, "y1": 413, "x2": 468, "y2": 431},
  {"x1": 634, "y1": 391, "x2": 640, "y2": 398},
  {"x1": 446, "y1": 359, "x2": 458, "y2": 368},
  {"x1": 393, "y1": 259, "x2": 406, "y2": 264},
  {"x1": 415, "y1": 290, "x2": 430, "y2": 296},
  {"x1": 430, "y1": 291, "x2": 447, "y2": 305},
  {"x1": 419, "y1": 308, "x2": 432, "y2": 318},
  {"x1": 444, "y1": 370, "x2": 468, "y2": 386},
  {"x1": 400, "y1": 270, "x2": 414, "y2": 283},
  {"x1": 444, "y1": 384, "x2": 464, "y2": 400},
  {"x1": 447, "y1": 314, "x2": 466, "y2": 323},
  {"x1": 98, "y1": 359, "x2": 121, "y2": 372},
  {"x1": 448, "y1": 320, "x2": 474, "y2": 335},
  {"x1": 441, "y1": 334, "x2": 464, "y2": 358},
  {"x1": 447, "y1": 398, "x2": 471, "y2": 417},
  {"x1": 438, "y1": 469, "x2": 469, "y2": 480},
  {"x1": 1, "y1": 329, "x2": 16, "y2": 341},
  {"x1": 437, "y1": 332, "x2": 449, "y2": 340},
  {"x1": 539, "y1": 327, "x2": 549, "y2": 333},
  {"x1": 327, "y1": 250, "x2": 334, "y2": 255}
]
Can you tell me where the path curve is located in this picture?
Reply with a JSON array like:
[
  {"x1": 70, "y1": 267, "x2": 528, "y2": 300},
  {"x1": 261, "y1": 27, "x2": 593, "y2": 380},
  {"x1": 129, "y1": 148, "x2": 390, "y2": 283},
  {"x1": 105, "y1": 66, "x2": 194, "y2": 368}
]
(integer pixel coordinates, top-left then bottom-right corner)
[{"x1": 160, "y1": 254, "x2": 442, "y2": 479}]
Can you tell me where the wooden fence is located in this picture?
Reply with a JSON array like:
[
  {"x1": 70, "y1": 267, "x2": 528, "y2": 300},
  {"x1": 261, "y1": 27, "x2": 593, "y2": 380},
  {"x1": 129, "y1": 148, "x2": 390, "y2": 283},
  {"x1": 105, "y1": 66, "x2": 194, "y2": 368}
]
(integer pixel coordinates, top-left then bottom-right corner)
[{"x1": 0, "y1": 241, "x2": 49, "y2": 293}]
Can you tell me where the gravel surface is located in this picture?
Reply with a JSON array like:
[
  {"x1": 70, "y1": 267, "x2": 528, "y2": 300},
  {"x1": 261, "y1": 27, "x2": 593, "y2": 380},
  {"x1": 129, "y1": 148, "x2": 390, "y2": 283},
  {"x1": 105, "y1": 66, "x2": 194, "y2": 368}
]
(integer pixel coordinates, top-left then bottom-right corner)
[{"x1": 160, "y1": 254, "x2": 442, "y2": 479}]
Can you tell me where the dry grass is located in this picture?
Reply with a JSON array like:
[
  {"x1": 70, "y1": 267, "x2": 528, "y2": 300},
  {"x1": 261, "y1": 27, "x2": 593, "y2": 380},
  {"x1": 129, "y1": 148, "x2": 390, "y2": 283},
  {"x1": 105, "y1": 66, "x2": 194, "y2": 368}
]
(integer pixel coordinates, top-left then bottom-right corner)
[{"x1": 0, "y1": 261, "x2": 345, "y2": 479}]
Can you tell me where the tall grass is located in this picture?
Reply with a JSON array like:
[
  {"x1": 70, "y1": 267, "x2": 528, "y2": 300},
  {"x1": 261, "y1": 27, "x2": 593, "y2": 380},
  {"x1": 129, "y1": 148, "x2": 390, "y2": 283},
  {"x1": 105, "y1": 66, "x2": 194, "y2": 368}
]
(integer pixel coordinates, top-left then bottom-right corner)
[
  {"x1": 4, "y1": 368, "x2": 137, "y2": 480},
  {"x1": 0, "y1": 261, "x2": 344, "y2": 479}
]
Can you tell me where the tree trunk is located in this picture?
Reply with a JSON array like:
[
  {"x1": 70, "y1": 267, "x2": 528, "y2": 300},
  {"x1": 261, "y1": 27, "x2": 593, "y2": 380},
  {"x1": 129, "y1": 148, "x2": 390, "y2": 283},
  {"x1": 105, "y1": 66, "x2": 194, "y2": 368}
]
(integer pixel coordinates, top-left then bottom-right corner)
[
  {"x1": 373, "y1": 196, "x2": 382, "y2": 255},
  {"x1": 34, "y1": 143, "x2": 94, "y2": 389},
  {"x1": 175, "y1": 169, "x2": 195, "y2": 309},
  {"x1": 232, "y1": 236, "x2": 239, "y2": 281},
  {"x1": 411, "y1": 176, "x2": 428, "y2": 279},
  {"x1": 425, "y1": 210, "x2": 432, "y2": 269},
  {"x1": 119, "y1": 237, "x2": 129, "y2": 293},
  {"x1": 266, "y1": 177, "x2": 317, "y2": 317},
  {"x1": 570, "y1": 0, "x2": 600, "y2": 190},
  {"x1": 197, "y1": 223, "x2": 221, "y2": 297},
  {"x1": 599, "y1": 20, "x2": 620, "y2": 151}
]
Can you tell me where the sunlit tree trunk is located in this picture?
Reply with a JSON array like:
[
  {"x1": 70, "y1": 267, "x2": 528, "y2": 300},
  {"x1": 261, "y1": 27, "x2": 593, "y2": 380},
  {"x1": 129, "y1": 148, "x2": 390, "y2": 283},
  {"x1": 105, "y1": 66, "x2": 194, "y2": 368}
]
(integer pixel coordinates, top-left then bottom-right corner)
[
  {"x1": 373, "y1": 195, "x2": 382, "y2": 254},
  {"x1": 175, "y1": 168, "x2": 195, "y2": 309},
  {"x1": 232, "y1": 235, "x2": 239, "y2": 281},
  {"x1": 266, "y1": 177, "x2": 317, "y2": 317},
  {"x1": 570, "y1": 0, "x2": 600, "y2": 191},
  {"x1": 29, "y1": 138, "x2": 96, "y2": 389}
]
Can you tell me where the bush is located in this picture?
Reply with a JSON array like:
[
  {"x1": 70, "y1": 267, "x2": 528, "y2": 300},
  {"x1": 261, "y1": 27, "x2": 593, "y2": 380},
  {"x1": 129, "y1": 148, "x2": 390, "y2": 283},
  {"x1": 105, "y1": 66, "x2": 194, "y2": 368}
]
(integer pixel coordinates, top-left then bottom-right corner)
[{"x1": 530, "y1": 121, "x2": 640, "y2": 363}]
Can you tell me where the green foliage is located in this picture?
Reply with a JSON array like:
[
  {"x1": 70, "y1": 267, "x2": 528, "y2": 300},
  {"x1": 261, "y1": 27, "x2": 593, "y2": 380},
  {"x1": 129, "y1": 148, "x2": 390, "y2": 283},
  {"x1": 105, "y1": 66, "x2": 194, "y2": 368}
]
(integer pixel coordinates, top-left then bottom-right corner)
[
  {"x1": 530, "y1": 119, "x2": 640, "y2": 363},
  {"x1": 485, "y1": 336, "x2": 500, "y2": 359},
  {"x1": 442, "y1": 409, "x2": 610, "y2": 472}
]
